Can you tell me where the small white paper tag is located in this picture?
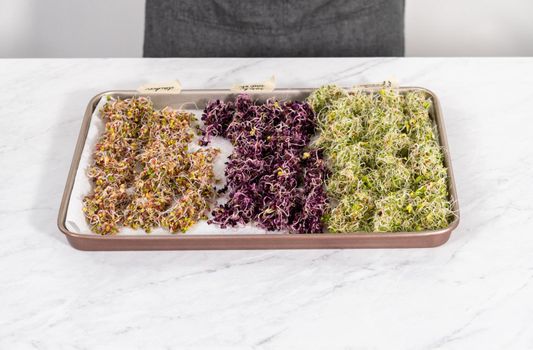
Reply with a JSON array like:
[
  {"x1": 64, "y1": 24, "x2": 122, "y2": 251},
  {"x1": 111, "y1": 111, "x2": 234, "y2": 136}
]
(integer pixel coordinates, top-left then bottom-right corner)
[
  {"x1": 384, "y1": 77, "x2": 399, "y2": 89},
  {"x1": 231, "y1": 75, "x2": 276, "y2": 92},
  {"x1": 351, "y1": 78, "x2": 400, "y2": 92},
  {"x1": 137, "y1": 80, "x2": 182, "y2": 94}
]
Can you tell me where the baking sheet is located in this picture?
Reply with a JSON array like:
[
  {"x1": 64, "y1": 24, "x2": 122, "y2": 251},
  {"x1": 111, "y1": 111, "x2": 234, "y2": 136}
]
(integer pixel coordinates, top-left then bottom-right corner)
[
  {"x1": 58, "y1": 88, "x2": 459, "y2": 250},
  {"x1": 65, "y1": 95, "x2": 282, "y2": 236}
]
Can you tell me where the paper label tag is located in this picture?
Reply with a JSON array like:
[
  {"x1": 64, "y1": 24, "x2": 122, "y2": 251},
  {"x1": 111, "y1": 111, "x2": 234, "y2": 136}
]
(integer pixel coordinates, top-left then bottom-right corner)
[
  {"x1": 384, "y1": 77, "x2": 399, "y2": 89},
  {"x1": 231, "y1": 75, "x2": 276, "y2": 92},
  {"x1": 352, "y1": 78, "x2": 399, "y2": 92},
  {"x1": 137, "y1": 81, "x2": 182, "y2": 94}
]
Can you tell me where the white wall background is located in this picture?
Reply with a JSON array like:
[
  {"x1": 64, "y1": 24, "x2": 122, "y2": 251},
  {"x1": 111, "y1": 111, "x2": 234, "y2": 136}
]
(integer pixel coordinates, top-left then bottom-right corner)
[
  {"x1": 0, "y1": 0, "x2": 145, "y2": 58},
  {"x1": 405, "y1": 0, "x2": 533, "y2": 56},
  {"x1": 1, "y1": 0, "x2": 533, "y2": 58}
]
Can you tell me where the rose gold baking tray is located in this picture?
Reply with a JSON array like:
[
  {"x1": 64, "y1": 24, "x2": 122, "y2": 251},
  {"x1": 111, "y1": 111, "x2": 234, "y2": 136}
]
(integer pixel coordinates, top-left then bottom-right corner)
[{"x1": 58, "y1": 88, "x2": 459, "y2": 250}]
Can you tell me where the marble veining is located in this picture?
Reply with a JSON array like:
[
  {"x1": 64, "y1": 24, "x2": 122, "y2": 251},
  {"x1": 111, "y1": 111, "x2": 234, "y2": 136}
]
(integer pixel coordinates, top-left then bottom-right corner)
[{"x1": 1, "y1": 58, "x2": 533, "y2": 349}]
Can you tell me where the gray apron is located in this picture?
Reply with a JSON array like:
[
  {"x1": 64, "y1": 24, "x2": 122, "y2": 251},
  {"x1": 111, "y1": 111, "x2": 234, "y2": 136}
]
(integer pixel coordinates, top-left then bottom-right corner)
[{"x1": 144, "y1": 0, "x2": 404, "y2": 57}]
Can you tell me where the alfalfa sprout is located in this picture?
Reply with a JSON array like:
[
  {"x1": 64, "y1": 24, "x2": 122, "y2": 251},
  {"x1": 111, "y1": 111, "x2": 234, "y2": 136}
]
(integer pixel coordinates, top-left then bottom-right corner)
[{"x1": 308, "y1": 85, "x2": 454, "y2": 233}]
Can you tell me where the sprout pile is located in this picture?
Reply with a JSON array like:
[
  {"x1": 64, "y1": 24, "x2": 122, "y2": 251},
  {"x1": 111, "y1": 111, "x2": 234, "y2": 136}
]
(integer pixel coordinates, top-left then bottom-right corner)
[
  {"x1": 201, "y1": 94, "x2": 328, "y2": 233},
  {"x1": 83, "y1": 97, "x2": 219, "y2": 235},
  {"x1": 308, "y1": 85, "x2": 453, "y2": 233},
  {"x1": 82, "y1": 86, "x2": 453, "y2": 236}
]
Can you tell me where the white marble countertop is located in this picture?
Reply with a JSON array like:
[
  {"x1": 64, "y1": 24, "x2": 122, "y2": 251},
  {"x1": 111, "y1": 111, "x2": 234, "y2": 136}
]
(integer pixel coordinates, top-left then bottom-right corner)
[{"x1": 1, "y1": 58, "x2": 532, "y2": 349}]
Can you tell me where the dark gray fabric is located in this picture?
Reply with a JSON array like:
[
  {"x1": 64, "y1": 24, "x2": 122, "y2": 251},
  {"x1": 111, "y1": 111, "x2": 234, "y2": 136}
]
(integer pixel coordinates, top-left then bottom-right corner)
[{"x1": 144, "y1": 0, "x2": 405, "y2": 57}]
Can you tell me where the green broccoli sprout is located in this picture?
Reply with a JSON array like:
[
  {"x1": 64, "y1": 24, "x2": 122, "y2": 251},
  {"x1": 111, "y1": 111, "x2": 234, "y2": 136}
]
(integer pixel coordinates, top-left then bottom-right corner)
[{"x1": 308, "y1": 85, "x2": 454, "y2": 233}]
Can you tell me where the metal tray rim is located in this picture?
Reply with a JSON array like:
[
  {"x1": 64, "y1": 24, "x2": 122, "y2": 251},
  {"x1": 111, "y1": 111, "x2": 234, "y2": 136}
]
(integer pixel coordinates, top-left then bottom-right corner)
[{"x1": 57, "y1": 87, "x2": 460, "y2": 250}]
